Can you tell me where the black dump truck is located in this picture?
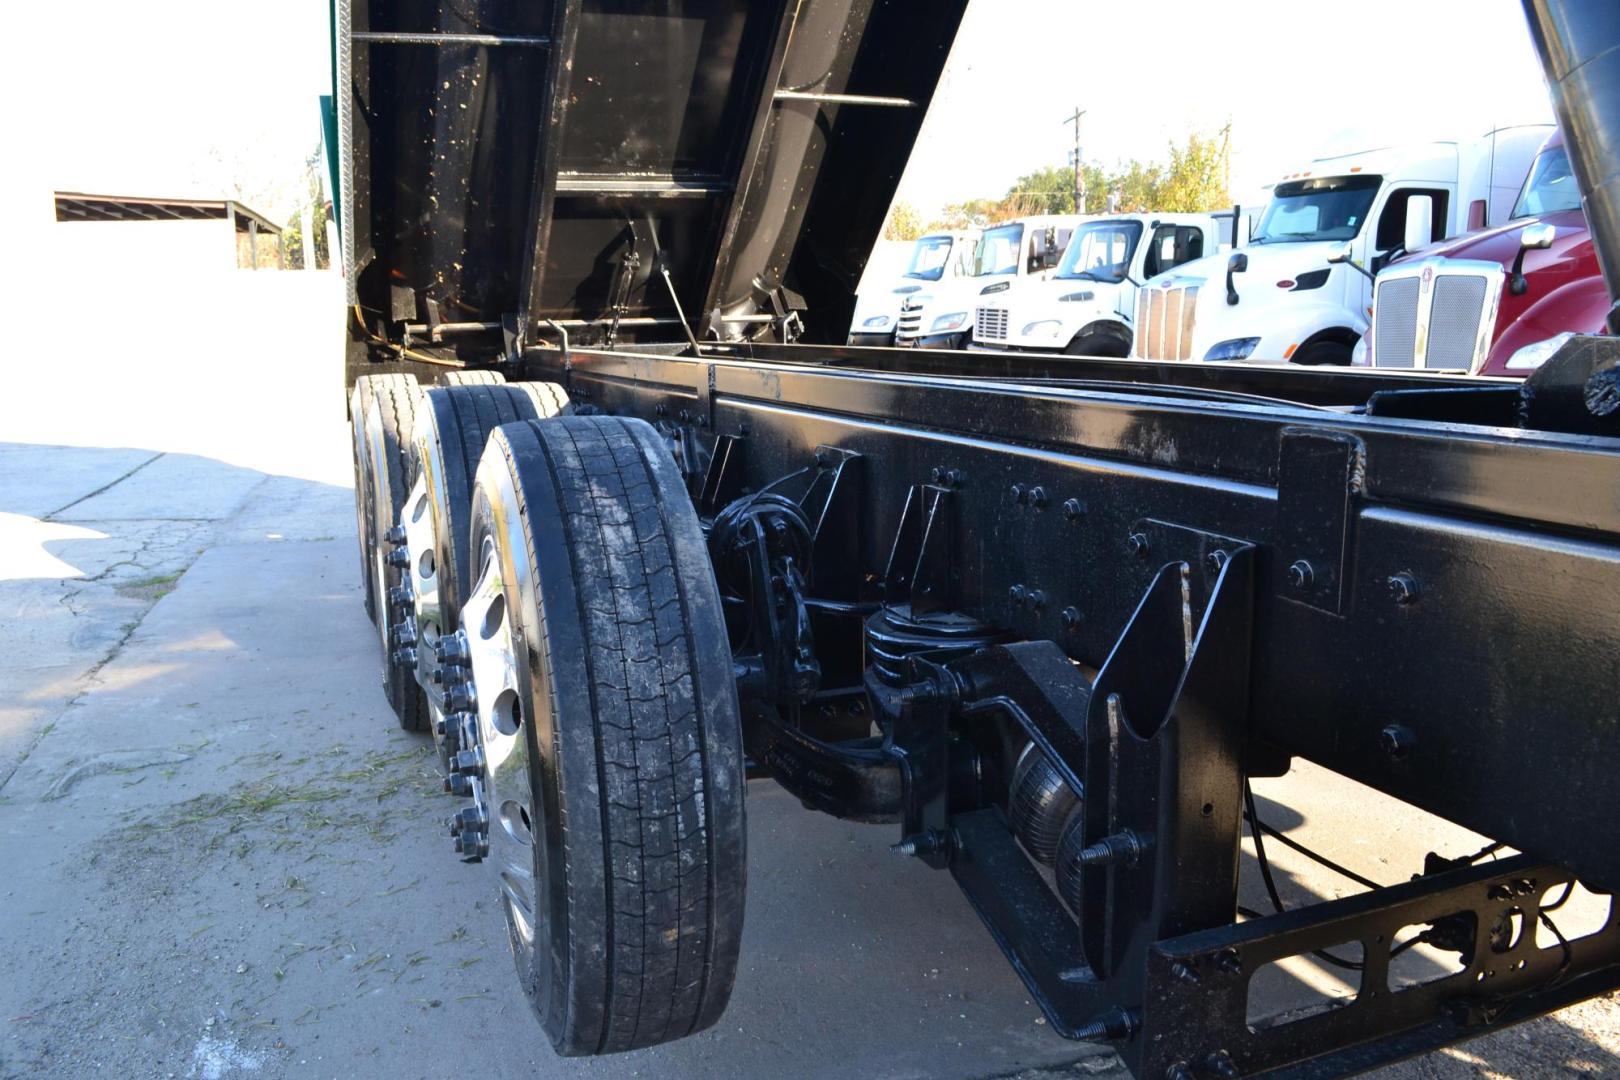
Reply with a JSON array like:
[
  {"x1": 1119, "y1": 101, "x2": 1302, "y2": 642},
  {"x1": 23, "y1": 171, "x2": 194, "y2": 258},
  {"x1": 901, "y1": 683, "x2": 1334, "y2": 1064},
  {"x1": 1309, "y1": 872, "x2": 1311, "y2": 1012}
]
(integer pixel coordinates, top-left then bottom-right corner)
[{"x1": 338, "y1": 2, "x2": 1620, "y2": 1074}]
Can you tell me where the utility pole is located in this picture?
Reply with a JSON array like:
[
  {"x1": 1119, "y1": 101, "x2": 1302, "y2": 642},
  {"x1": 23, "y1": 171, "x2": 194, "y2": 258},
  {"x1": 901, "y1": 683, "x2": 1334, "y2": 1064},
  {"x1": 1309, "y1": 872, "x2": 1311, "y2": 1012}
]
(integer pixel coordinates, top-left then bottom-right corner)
[{"x1": 1061, "y1": 107, "x2": 1086, "y2": 213}]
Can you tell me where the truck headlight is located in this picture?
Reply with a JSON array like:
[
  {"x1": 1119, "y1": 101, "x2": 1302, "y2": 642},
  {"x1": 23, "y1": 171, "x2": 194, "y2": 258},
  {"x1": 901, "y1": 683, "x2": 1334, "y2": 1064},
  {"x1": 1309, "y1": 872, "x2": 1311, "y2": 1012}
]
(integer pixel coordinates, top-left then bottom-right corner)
[
  {"x1": 862, "y1": 314, "x2": 892, "y2": 329},
  {"x1": 1205, "y1": 337, "x2": 1261, "y2": 362},
  {"x1": 1505, "y1": 331, "x2": 1574, "y2": 371},
  {"x1": 931, "y1": 312, "x2": 969, "y2": 333},
  {"x1": 1021, "y1": 319, "x2": 1063, "y2": 338}
]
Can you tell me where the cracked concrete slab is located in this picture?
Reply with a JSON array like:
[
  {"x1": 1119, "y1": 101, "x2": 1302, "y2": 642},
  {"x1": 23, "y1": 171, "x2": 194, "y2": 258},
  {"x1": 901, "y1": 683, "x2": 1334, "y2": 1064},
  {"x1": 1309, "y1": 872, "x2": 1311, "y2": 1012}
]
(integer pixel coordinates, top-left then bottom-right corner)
[
  {"x1": 0, "y1": 445, "x2": 160, "y2": 519},
  {"x1": 51, "y1": 452, "x2": 270, "y2": 523}
]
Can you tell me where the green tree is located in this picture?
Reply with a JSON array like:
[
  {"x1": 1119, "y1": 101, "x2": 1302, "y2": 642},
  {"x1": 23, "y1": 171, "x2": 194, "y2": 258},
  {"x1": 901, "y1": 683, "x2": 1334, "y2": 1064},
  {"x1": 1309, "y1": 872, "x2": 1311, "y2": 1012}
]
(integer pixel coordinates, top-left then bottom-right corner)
[
  {"x1": 1154, "y1": 126, "x2": 1232, "y2": 212},
  {"x1": 883, "y1": 201, "x2": 925, "y2": 241},
  {"x1": 1005, "y1": 165, "x2": 1076, "y2": 214},
  {"x1": 927, "y1": 198, "x2": 1000, "y2": 231}
]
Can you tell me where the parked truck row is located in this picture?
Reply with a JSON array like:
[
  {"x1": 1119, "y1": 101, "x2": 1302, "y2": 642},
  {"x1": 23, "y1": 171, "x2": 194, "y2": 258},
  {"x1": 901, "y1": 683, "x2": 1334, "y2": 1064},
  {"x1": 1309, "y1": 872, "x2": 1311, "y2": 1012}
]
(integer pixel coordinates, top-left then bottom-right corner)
[{"x1": 855, "y1": 123, "x2": 1605, "y2": 376}]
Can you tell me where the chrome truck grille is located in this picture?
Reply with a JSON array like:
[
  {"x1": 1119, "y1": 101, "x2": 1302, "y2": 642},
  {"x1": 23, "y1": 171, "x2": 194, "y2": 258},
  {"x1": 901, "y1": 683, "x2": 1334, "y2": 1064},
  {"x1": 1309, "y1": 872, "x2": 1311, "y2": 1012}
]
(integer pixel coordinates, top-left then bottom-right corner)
[
  {"x1": 975, "y1": 307, "x2": 1008, "y2": 341},
  {"x1": 896, "y1": 297, "x2": 923, "y2": 343},
  {"x1": 1371, "y1": 259, "x2": 1503, "y2": 372},
  {"x1": 1133, "y1": 283, "x2": 1199, "y2": 361}
]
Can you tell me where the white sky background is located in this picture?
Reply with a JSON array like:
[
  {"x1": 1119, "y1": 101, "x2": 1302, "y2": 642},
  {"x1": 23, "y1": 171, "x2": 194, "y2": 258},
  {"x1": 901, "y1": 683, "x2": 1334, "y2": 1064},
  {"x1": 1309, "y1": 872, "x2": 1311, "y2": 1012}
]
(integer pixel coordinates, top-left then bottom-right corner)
[{"x1": 24, "y1": 0, "x2": 1552, "y2": 223}]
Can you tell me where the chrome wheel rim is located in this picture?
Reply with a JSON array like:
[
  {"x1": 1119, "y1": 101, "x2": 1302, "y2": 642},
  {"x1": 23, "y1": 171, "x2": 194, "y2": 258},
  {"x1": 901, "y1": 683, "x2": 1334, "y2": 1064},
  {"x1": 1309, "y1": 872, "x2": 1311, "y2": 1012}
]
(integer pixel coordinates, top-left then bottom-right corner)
[{"x1": 461, "y1": 536, "x2": 539, "y2": 955}]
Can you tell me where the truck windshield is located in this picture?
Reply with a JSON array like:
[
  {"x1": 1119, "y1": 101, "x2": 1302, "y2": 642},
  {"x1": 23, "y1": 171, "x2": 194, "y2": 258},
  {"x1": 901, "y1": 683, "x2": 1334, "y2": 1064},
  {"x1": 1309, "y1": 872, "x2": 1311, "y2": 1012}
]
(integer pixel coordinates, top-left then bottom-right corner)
[
  {"x1": 1512, "y1": 146, "x2": 1582, "y2": 218},
  {"x1": 1251, "y1": 175, "x2": 1381, "y2": 244},
  {"x1": 974, "y1": 224, "x2": 1025, "y2": 276},
  {"x1": 1055, "y1": 221, "x2": 1144, "y2": 281},
  {"x1": 904, "y1": 236, "x2": 956, "y2": 281}
]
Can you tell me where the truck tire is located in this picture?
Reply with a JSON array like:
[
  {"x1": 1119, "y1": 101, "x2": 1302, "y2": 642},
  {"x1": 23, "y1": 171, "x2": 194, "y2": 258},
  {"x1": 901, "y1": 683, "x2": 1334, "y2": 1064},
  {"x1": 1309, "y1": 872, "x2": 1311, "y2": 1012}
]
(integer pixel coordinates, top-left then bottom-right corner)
[
  {"x1": 439, "y1": 369, "x2": 506, "y2": 386},
  {"x1": 352, "y1": 373, "x2": 429, "y2": 731},
  {"x1": 1292, "y1": 337, "x2": 1354, "y2": 366},
  {"x1": 460, "y1": 415, "x2": 745, "y2": 1055},
  {"x1": 411, "y1": 383, "x2": 570, "y2": 760},
  {"x1": 1065, "y1": 323, "x2": 1131, "y2": 358}
]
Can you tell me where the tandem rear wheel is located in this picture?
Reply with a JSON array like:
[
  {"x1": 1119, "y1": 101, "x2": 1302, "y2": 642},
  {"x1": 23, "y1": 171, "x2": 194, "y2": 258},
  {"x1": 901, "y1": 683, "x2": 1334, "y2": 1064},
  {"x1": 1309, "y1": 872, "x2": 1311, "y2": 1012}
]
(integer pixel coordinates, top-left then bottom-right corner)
[{"x1": 440, "y1": 415, "x2": 747, "y2": 1054}]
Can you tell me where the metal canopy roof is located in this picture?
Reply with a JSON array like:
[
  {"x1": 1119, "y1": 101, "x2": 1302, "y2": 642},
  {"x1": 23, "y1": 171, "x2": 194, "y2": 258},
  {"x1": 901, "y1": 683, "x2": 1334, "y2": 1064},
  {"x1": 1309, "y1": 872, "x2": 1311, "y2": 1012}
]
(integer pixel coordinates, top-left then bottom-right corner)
[{"x1": 55, "y1": 193, "x2": 282, "y2": 235}]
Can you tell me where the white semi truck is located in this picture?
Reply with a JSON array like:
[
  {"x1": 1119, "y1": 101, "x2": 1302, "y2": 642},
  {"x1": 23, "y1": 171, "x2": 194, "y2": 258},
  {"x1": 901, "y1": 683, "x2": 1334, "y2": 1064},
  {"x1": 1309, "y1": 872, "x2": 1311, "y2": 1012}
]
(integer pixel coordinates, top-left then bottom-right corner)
[
  {"x1": 848, "y1": 229, "x2": 979, "y2": 346},
  {"x1": 969, "y1": 212, "x2": 1239, "y2": 356},
  {"x1": 894, "y1": 214, "x2": 1081, "y2": 349},
  {"x1": 1131, "y1": 126, "x2": 1551, "y2": 365}
]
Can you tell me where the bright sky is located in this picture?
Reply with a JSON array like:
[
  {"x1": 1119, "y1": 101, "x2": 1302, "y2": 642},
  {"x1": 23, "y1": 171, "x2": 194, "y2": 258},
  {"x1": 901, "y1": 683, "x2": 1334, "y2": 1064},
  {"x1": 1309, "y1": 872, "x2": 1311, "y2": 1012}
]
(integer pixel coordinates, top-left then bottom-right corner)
[
  {"x1": 896, "y1": 0, "x2": 1554, "y2": 217},
  {"x1": 29, "y1": 0, "x2": 1551, "y2": 224}
]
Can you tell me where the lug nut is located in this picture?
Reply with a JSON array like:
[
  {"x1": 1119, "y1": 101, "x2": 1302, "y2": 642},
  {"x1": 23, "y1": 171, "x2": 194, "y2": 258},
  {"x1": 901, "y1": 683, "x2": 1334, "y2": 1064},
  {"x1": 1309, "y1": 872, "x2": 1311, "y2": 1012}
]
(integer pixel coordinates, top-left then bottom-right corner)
[
  {"x1": 1010, "y1": 483, "x2": 1026, "y2": 504},
  {"x1": 449, "y1": 804, "x2": 489, "y2": 836},
  {"x1": 454, "y1": 830, "x2": 489, "y2": 861},
  {"x1": 392, "y1": 618, "x2": 418, "y2": 648},
  {"x1": 387, "y1": 585, "x2": 414, "y2": 608},
  {"x1": 435, "y1": 630, "x2": 472, "y2": 665},
  {"x1": 452, "y1": 746, "x2": 485, "y2": 776},
  {"x1": 1028, "y1": 486, "x2": 1048, "y2": 509},
  {"x1": 446, "y1": 682, "x2": 477, "y2": 712},
  {"x1": 444, "y1": 773, "x2": 473, "y2": 796},
  {"x1": 385, "y1": 547, "x2": 411, "y2": 569},
  {"x1": 453, "y1": 713, "x2": 479, "y2": 750},
  {"x1": 1062, "y1": 497, "x2": 1085, "y2": 522},
  {"x1": 1061, "y1": 606, "x2": 1081, "y2": 630},
  {"x1": 1008, "y1": 584, "x2": 1027, "y2": 606},
  {"x1": 1126, "y1": 532, "x2": 1150, "y2": 558},
  {"x1": 391, "y1": 647, "x2": 418, "y2": 668},
  {"x1": 433, "y1": 663, "x2": 471, "y2": 686},
  {"x1": 385, "y1": 524, "x2": 407, "y2": 546}
]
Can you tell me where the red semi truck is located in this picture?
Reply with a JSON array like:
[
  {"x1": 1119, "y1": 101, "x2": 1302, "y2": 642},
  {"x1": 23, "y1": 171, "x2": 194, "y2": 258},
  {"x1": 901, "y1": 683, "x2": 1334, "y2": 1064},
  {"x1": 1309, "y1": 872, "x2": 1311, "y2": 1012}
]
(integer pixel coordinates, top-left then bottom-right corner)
[{"x1": 1363, "y1": 130, "x2": 1609, "y2": 375}]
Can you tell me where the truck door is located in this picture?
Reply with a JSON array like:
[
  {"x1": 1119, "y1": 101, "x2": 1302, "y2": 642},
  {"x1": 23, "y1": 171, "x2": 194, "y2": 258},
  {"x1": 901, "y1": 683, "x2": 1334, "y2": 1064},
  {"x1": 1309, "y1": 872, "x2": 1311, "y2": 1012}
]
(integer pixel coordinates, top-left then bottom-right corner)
[{"x1": 1141, "y1": 224, "x2": 1206, "y2": 279}]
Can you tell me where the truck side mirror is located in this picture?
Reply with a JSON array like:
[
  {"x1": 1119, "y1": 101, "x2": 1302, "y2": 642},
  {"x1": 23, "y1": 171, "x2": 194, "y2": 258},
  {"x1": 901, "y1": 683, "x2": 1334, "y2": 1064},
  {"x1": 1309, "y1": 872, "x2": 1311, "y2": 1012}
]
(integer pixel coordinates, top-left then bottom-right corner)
[
  {"x1": 1403, "y1": 195, "x2": 1434, "y2": 254},
  {"x1": 1327, "y1": 242, "x2": 1375, "y2": 282},
  {"x1": 1225, "y1": 252, "x2": 1247, "y2": 306},
  {"x1": 1510, "y1": 223, "x2": 1557, "y2": 295}
]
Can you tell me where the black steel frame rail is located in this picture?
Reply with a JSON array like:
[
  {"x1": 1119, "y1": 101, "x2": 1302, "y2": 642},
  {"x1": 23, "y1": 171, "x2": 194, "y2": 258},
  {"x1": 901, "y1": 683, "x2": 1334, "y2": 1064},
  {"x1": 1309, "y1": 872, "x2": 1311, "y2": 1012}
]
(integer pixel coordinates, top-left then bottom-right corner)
[{"x1": 521, "y1": 342, "x2": 1620, "y2": 892}]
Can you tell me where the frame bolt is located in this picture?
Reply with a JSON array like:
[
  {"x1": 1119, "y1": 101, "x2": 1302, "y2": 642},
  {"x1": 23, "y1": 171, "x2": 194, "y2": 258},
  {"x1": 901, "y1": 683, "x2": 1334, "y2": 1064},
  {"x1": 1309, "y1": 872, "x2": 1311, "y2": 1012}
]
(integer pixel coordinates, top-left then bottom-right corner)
[
  {"x1": 891, "y1": 829, "x2": 951, "y2": 860},
  {"x1": 1078, "y1": 830, "x2": 1144, "y2": 869},
  {"x1": 1009, "y1": 483, "x2": 1027, "y2": 504},
  {"x1": 1206, "y1": 549, "x2": 1229, "y2": 574},
  {"x1": 930, "y1": 466, "x2": 945, "y2": 484},
  {"x1": 943, "y1": 468, "x2": 965, "y2": 487},
  {"x1": 1380, "y1": 724, "x2": 1415, "y2": 760},
  {"x1": 1204, "y1": 1050, "x2": 1241, "y2": 1078},
  {"x1": 1214, "y1": 948, "x2": 1243, "y2": 975},
  {"x1": 1028, "y1": 589, "x2": 1046, "y2": 610},
  {"x1": 1166, "y1": 1065, "x2": 1195, "y2": 1080},
  {"x1": 1028, "y1": 486, "x2": 1048, "y2": 509},
  {"x1": 1062, "y1": 497, "x2": 1086, "y2": 522},
  {"x1": 1061, "y1": 606, "x2": 1081, "y2": 630},
  {"x1": 1287, "y1": 559, "x2": 1314, "y2": 589},
  {"x1": 1008, "y1": 584, "x2": 1027, "y2": 606},
  {"x1": 1126, "y1": 532, "x2": 1150, "y2": 558},
  {"x1": 1387, "y1": 572, "x2": 1420, "y2": 605}
]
